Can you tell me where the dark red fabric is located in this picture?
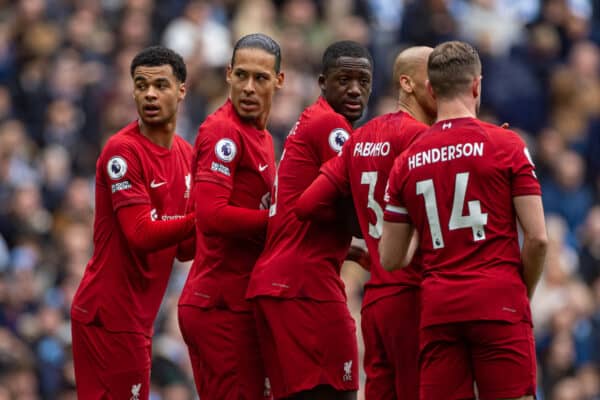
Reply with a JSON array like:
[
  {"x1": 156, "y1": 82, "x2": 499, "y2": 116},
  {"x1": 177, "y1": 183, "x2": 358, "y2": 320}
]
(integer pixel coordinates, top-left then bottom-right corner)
[
  {"x1": 293, "y1": 174, "x2": 339, "y2": 222},
  {"x1": 195, "y1": 181, "x2": 268, "y2": 236},
  {"x1": 117, "y1": 204, "x2": 194, "y2": 252}
]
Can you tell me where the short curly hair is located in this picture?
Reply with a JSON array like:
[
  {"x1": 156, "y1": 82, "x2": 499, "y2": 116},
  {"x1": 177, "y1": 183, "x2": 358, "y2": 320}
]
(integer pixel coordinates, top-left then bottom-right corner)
[{"x1": 130, "y1": 46, "x2": 187, "y2": 83}]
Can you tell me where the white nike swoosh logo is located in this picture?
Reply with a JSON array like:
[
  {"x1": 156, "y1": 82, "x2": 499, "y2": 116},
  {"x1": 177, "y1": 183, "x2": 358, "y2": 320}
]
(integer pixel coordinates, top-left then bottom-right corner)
[
  {"x1": 150, "y1": 180, "x2": 167, "y2": 188},
  {"x1": 259, "y1": 164, "x2": 268, "y2": 172}
]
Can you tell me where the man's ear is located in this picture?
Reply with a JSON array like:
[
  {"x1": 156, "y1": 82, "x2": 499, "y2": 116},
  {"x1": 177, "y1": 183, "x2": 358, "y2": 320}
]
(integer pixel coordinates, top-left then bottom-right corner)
[
  {"x1": 276, "y1": 72, "x2": 285, "y2": 89},
  {"x1": 399, "y1": 75, "x2": 414, "y2": 94},
  {"x1": 226, "y1": 64, "x2": 233, "y2": 85},
  {"x1": 178, "y1": 83, "x2": 186, "y2": 101},
  {"x1": 318, "y1": 74, "x2": 326, "y2": 91},
  {"x1": 472, "y1": 75, "x2": 482, "y2": 99}
]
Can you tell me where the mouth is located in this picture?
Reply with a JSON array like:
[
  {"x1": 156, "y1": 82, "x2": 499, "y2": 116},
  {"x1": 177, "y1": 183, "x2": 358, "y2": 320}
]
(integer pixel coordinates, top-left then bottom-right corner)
[
  {"x1": 343, "y1": 101, "x2": 362, "y2": 112},
  {"x1": 143, "y1": 104, "x2": 160, "y2": 116},
  {"x1": 239, "y1": 98, "x2": 259, "y2": 112}
]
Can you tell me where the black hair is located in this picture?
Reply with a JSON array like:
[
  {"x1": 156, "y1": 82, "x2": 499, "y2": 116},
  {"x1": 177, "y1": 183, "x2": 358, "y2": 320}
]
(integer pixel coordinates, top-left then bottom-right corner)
[
  {"x1": 321, "y1": 41, "x2": 373, "y2": 75},
  {"x1": 130, "y1": 46, "x2": 187, "y2": 82},
  {"x1": 231, "y1": 33, "x2": 282, "y2": 73}
]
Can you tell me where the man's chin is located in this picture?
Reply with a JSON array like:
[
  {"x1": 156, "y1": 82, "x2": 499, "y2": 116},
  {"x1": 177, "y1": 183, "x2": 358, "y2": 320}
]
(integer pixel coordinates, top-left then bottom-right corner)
[
  {"x1": 141, "y1": 117, "x2": 165, "y2": 126},
  {"x1": 343, "y1": 111, "x2": 363, "y2": 123},
  {"x1": 237, "y1": 111, "x2": 259, "y2": 122}
]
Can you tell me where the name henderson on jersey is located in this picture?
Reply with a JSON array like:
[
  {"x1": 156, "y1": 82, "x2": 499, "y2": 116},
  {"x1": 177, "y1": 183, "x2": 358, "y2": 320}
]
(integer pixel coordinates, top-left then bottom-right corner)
[{"x1": 408, "y1": 141, "x2": 484, "y2": 170}]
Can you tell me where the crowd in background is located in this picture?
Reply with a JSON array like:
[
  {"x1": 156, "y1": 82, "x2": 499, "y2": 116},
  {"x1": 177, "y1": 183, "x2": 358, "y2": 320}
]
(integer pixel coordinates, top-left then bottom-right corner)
[{"x1": 0, "y1": 0, "x2": 599, "y2": 399}]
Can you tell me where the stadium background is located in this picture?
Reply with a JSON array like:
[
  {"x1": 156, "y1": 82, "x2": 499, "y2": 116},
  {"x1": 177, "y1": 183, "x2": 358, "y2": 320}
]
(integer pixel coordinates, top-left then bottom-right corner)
[{"x1": 0, "y1": 0, "x2": 599, "y2": 399}]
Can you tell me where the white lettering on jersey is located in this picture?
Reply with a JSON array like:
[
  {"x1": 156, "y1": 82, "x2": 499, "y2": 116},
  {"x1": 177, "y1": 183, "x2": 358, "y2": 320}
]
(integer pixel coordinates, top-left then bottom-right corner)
[
  {"x1": 353, "y1": 141, "x2": 391, "y2": 157},
  {"x1": 408, "y1": 142, "x2": 484, "y2": 170},
  {"x1": 111, "y1": 181, "x2": 132, "y2": 193},
  {"x1": 211, "y1": 162, "x2": 231, "y2": 176}
]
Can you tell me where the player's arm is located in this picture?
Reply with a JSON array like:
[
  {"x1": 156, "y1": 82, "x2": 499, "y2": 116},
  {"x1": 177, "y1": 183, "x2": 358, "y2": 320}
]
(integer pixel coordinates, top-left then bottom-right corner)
[
  {"x1": 380, "y1": 153, "x2": 419, "y2": 270},
  {"x1": 193, "y1": 121, "x2": 269, "y2": 237},
  {"x1": 176, "y1": 235, "x2": 196, "y2": 262},
  {"x1": 117, "y1": 204, "x2": 195, "y2": 252},
  {"x1": 379, "y1": 221, "x2": 416, "y2": 271},
  {"x1": 514, "y1": 195, "x2": 547, "y2": 299},
  {"x1": 195, "y1": 181, "x2": 268, "y2": 237},
  {"x1": 295, "y1": 134, "x2": 352, "y2": 221},
  {"x1": 294, "y1": 173, "x2": 341, "y2": 221}
]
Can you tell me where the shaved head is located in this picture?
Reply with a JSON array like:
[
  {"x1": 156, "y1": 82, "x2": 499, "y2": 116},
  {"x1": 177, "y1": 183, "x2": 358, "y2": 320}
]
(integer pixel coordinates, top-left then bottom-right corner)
[
  {"x1": 393, "y1": 46, "x2": 433, "y2": 90},
  {"x1": 392, "y1": 46, "x2": 436, "y2": 124}
]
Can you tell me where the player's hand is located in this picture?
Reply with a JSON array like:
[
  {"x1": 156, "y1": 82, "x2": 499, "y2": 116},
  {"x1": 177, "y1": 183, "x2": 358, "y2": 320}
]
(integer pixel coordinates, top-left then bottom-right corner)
[
  {"x1": 259, "y1": 192, "x2": 271, "y2": 210},
  {"x1": 501, "y1": 122, "x2": 510, "y2": 129}
]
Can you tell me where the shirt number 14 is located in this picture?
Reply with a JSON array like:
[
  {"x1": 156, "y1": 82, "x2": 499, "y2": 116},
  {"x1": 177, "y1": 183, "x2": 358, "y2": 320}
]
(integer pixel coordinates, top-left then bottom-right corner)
[{"x1": 416, "y1": 172, "x2": 488, "y2": 249}]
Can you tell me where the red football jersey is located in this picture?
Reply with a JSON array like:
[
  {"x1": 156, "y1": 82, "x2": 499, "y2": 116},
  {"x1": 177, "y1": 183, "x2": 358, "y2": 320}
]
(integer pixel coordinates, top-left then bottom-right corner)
[
  {"x1": 178, "y1": 100, "x2": 275, "y2": 312},
  {"x1": 247, "y1": 97, "x2": 354, "y2": 302},
  {"x1": 71, "y1": 121, "x2": 193, "y2": 336},
  {"x1": 321, "y1": 111, "x2": 427, "y2": 308},
  {"x1": 384, "y1": 117, "x2": 541, "y2": 327}
]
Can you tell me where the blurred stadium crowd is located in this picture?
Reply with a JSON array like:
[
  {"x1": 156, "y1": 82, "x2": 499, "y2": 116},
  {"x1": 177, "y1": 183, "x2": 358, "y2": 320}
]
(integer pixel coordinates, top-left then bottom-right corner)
[{"x1": 0, "y1": 0, "x2": 599, "y2": 399}]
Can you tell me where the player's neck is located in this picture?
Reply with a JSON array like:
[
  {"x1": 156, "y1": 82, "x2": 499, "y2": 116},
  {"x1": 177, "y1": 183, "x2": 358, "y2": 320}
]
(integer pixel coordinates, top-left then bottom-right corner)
[
  {"x1": 138, "y1": 119, "x2": 175, "y2": 149},
  {"x1": 251, "y1": 111, "x2": 268, "y2": 131},
  {"x1": 397, "y1": 98, "x2": 434, "y2": 126},
  {"x1": 435, "y1": 97, "x2": 477, "y2": 123}
]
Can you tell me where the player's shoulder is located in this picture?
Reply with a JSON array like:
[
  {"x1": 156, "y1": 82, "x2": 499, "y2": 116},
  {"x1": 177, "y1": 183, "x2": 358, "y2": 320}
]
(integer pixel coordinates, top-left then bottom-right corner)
[
  {"x1": 102, "y1": 120, "x2": 141, "y2": 155},
  {"x1": 297, "y1": 97, "x2": 351, "y2": 135},
  {"x1": 199, "y1": 103, "x2": 240, "y2": 137},
  {"x1": 173, "y1": 134, "x2": 194, "y2": 153},
  {"x1": 475, "y1": 119, "x2": 525, "y2": 146}
]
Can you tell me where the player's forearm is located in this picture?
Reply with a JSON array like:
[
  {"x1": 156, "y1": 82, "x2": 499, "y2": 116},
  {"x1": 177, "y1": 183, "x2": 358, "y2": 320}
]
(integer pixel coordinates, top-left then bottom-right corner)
[
  {"x1": 521, "y1": 235, "x2": 547, "y2": 299},
  {"x1": 294, "y1": 174, "x2": 341, "y2": 221},
  {"x1": 194, "y1": 180, "x2": 268, "y2": 237},
  {"x1": 513, "y1": 195, "x2": 547, "y2": 299},
  {"x1": 198, "y1": 205, "x2": 268, "y2": 236},
  {"x1": 379, "y1": 221, "x2": 413, "y2": 271},
  {"x1": 118, "y1": 205, "x2": 196, "y2": 253}
]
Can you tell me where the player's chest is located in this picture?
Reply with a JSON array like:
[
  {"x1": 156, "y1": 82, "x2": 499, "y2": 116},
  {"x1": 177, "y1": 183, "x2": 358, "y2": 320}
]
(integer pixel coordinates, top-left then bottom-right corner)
[
  {"x1": 236, "y1": 138, "x2": 276, "y2": 188},
  {"x1": 144, "y1": 156, "x2": 191, "y2": 211}
]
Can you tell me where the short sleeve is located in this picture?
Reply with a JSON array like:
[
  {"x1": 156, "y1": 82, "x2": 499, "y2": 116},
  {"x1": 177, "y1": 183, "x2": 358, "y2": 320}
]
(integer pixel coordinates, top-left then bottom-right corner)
[
  {"x1": 320, "y1": 138, "x2": 352, "y2": 196},
  {"x1": 383, "y1": 154, "x2": 411, "y2": 224},
  {"x1": 102, "y1": 139, "x2": 150, "y2": 211},
  {"x1": 192, "y1": 119, "x2": 242, "y2": 191},
  {"x1": 508, "y1": 134, "x2": 542, "y2": 197},
  {"x1": 305, "y1": 112, "x2": 352, "y2": 165}
]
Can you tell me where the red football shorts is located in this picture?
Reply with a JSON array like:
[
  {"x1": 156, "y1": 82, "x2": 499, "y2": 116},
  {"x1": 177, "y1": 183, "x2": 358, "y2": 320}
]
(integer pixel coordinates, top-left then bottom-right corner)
[
  {"x1": 419, "y1": 320, "x2": 537, "y2": 400},
  {"x1": 71, "y1": 320, "x2": 151, "y2": 400},
  {"x1": 361, "y1": 288, "x2": 420, "y2": 400},
  {"x1": 178, "y1": 305, "x2": 271, "y2": 400},
  {"x1": 253, "y1": 297, "x2": 359, "y2": 398}
]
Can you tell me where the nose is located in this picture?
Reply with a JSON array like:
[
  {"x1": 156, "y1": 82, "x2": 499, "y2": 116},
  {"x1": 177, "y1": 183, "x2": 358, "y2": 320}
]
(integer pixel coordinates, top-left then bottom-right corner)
[
  {"x1": 145, "y1": 85, "x2": 158, "y2": 100},
  {"x1": 243, "y1": 78, "x2": 255, "y2": 95},
  {"x1": 347, "y1": 80, "x2": 361, "y2": 97}
]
